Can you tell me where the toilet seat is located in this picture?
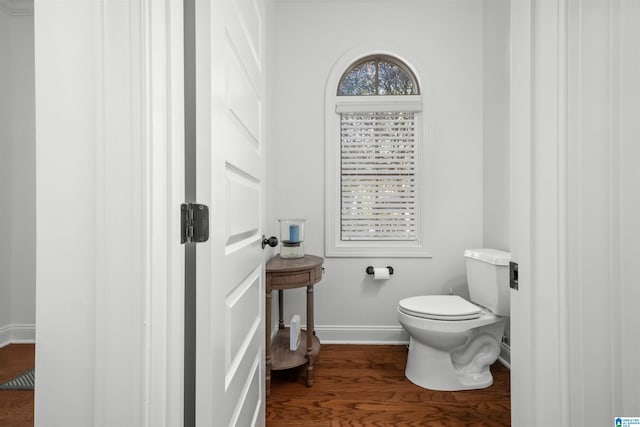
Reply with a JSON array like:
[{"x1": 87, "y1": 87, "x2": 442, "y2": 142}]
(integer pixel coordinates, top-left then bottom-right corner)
[{"x1": 398, "y1": 295, "x2": 482, "y2": 321}]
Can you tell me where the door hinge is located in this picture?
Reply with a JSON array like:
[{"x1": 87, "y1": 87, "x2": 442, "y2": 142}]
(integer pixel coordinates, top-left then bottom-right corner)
[{"x1": 181, "y1": 203, "x2": 209, "y2": 244}]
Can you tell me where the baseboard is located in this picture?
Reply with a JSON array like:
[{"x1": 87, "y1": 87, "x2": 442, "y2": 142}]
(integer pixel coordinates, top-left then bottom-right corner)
[
  {"x1": 273, "y1": 323, "x2": 512, "y2": 369},
  {"x1": 0, "y1": 324, "x2": 36, "y2": 348},
  {"x1": 314, "y1": 325, "x2": 409, "y2": 344},
  {"x1": 498, "y1": 342, "x2": 511, "y2": 369},
  {"x1": 0, "y1": 324, "x2": 10, "y2": 348}
]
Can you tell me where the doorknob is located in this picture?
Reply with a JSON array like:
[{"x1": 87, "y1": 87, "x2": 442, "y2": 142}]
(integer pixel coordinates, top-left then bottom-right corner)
[{"x1": 262, "y1": 235, "x2": 278, "y2": 249}]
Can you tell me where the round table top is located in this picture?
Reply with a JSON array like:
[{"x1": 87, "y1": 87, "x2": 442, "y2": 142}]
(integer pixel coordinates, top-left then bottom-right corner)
[{"x1": 266, "y1": 254, "x2": 324, "y2": 273}]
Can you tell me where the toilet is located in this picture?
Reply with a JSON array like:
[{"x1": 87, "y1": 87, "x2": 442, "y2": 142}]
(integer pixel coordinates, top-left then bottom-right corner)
[{"x1": 397, "y1": 248, "x2": 510, "y2": 391}]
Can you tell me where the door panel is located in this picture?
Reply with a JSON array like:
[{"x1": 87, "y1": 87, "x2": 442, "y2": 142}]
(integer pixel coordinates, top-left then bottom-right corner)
[
  {"x1": 225, "y1": 270, "x2": 261, "y2": 370},
  {"x1": 195, "y1": 0, "x2": 266, "y2": 425},
  {"x1": 226, "y1": 167, "x2": 261, "y2": 246}
]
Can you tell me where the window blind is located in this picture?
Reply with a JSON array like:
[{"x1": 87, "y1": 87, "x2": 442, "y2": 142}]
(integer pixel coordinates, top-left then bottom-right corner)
[{"x1": 340, "y1": 111, "x2": 417, "y2": 241}]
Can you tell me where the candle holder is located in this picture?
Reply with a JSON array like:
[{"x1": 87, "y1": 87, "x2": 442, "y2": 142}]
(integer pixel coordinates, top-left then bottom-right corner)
[{"x1": 278, "y1": 219, "x2": 305, "y2": 259}]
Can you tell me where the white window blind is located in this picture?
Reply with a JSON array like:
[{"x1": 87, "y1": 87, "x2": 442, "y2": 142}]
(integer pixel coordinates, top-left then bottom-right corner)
[{"x1": 340, "y1": 111, "x2": 417, "y2": 241}]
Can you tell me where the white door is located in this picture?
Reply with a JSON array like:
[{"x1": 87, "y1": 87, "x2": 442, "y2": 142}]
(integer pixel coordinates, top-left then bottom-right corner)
[{"x1": 194, "y1": 0, "x2": 266, "y2": 425}]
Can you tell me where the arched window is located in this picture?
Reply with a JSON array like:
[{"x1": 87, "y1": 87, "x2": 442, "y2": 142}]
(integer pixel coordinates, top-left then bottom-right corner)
[
  {"x1": 326, "y1": 53, "x2": 429, "y2": 257},
  {"x1": 337, "y1": 55, "x2": 419, "y2": 96}
]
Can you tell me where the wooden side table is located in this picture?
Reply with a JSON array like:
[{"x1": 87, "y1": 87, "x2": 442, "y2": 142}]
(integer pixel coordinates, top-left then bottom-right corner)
[{"x1": 265, "y1": 254, "x2": 324, "y2": 395}]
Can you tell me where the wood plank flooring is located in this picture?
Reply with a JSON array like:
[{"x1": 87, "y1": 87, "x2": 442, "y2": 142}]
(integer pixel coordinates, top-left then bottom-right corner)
[
  {"x1": 0, "y1": 344, "x2": 510, "y2": 426},
  {"x1": 0, "y1": 344, "x2": 35, "y2": 427},
  {"x1": 266, "y1": 344, "x2": 510, "y2": 427}
]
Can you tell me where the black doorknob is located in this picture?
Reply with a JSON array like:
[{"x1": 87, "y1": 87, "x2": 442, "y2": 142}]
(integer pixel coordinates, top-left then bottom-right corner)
[{"x1": 262, "y1": 235, "x2": 278, "y2": 249}]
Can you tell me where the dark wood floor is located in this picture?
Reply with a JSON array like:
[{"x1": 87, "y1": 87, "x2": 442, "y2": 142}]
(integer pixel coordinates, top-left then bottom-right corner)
[
  {"x1": 266, "y1": 344, "x2": 510, "y2": 427},
  {"x1": 0, "y1": 344, "x2": 35, "y2": 427},
  {"x1": 0, "y1": 344, "x2": 510, "y2": 426}
]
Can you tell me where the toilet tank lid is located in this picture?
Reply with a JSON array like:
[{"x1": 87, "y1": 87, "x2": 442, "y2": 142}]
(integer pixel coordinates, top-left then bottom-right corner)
[{"x1": 464, "y1": 249, "x2": 511, "y2": 266}]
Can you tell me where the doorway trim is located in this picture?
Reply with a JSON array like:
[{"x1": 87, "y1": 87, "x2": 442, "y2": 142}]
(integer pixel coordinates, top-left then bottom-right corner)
[{"x1": 34, "y1": 0, "x2": 185, "y2": 425}]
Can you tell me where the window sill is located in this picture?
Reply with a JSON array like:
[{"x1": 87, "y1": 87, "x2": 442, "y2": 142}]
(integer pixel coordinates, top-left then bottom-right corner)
[{"x1": 325, "y1": 244, "x2": 432, "y2": 258}]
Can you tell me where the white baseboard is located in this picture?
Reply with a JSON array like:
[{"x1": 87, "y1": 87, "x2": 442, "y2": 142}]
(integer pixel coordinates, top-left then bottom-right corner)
[
  {"x1": 498, "y1": 342, "x2": 511, "y2": 369},
  {"x1": 0, "y1": 324, "x2": 10, "y2": 348},
  {"x1": 273, "y1": 323, "x2": 511, "y2": 371},
  {"x1": 0, "y1": 323, "x2": 36, "y2": 348},
  {"x1": 315, "y1": 325, "x2": 409, "y2": 344}
]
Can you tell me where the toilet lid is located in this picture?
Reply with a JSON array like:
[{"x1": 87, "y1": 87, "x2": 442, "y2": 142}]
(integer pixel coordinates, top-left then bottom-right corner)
[{"x1": 398, "y1": 295, "x2": 482, "y2": 320}]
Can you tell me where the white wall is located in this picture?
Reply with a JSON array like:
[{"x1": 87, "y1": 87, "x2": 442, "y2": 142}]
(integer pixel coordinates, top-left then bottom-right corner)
[
  {"x1": 482, "y1": 0, "x2": 510, "y2": 252},
  {"x1": 0, "y1": 1, "x2": 36, "y2": 346},
  {"x1": 0, "y1": 7, "x2": 12, "y2": 344},
  {"x1": 482, "y1": 0, "x2": 510, "y2": 355},
  {"x1": 10, "y1": 11, "x2": 36, "y2": 333},
  {"x1": 267, "y1": 0, "x2": 508, "y2": 342}
]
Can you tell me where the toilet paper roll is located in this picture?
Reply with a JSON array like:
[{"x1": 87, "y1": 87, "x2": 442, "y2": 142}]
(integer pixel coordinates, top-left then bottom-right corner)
[{"x1": 373, "y1": 267, "x2": 390, "y2": 280}]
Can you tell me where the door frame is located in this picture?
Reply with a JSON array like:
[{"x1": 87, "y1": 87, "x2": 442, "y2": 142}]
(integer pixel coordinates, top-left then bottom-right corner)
[
  {"x1": 509, "y1": 0, "x2": 591, "y2": 425},
  {"x1": 34, "y1": 0, "x2": 185, "y2": 425},
  {"x1": 509, "y1": 0, "x2": 571, "y2": 425},
  {"x1": 512, "y1": 1, "x2": 640, "y2": 424}
]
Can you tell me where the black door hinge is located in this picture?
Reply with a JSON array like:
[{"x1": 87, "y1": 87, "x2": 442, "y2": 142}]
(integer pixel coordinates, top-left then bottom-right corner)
[{"x1": 181, "y1": 203, "x2": 209, "y2": 244}]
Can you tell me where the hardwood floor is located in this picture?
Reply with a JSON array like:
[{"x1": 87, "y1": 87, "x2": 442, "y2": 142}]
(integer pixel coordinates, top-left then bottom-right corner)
[
  {"x1": 266, "y1": 344, "x2": 510, "y2": 427},
  {"x1": 0, "y1": 343, "x2": 510, "y2": 426},
  {"x1": 0, "y1": 344, "x2": 35, "y2": 427}
]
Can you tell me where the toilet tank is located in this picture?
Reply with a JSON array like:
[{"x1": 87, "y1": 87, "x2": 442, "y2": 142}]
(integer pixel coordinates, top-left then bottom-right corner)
[{"x1": 464, "y1": 249, "x2": 511, "y2": 316}]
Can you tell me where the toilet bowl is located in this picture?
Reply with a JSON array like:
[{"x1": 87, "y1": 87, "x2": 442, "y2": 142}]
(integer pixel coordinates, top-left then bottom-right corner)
[
  {"x1": 397, "y1": 295, "x2": 505, "y2": 390},
  {"x1": 397, "y1": 249, "x2": 510, "y2": 391}
]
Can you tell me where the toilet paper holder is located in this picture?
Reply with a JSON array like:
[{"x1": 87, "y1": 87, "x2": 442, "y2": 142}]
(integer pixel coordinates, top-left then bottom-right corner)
[{"x1": 365, "y1": 266, "x2": 394, "y2": 275}]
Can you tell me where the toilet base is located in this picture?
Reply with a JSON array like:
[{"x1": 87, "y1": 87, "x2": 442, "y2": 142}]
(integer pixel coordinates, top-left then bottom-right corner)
[{"x1": 405, "y1": 333, "x2": 498, "y2": 391}]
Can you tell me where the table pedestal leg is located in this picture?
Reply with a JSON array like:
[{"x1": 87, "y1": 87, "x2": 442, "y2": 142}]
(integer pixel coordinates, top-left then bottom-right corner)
[
  {"x1": 265, "y1": 289, "x2": 272, "y2": 395},
  {"x1": 305, "y1": 284, "x2": 314, "y2": 387}
]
